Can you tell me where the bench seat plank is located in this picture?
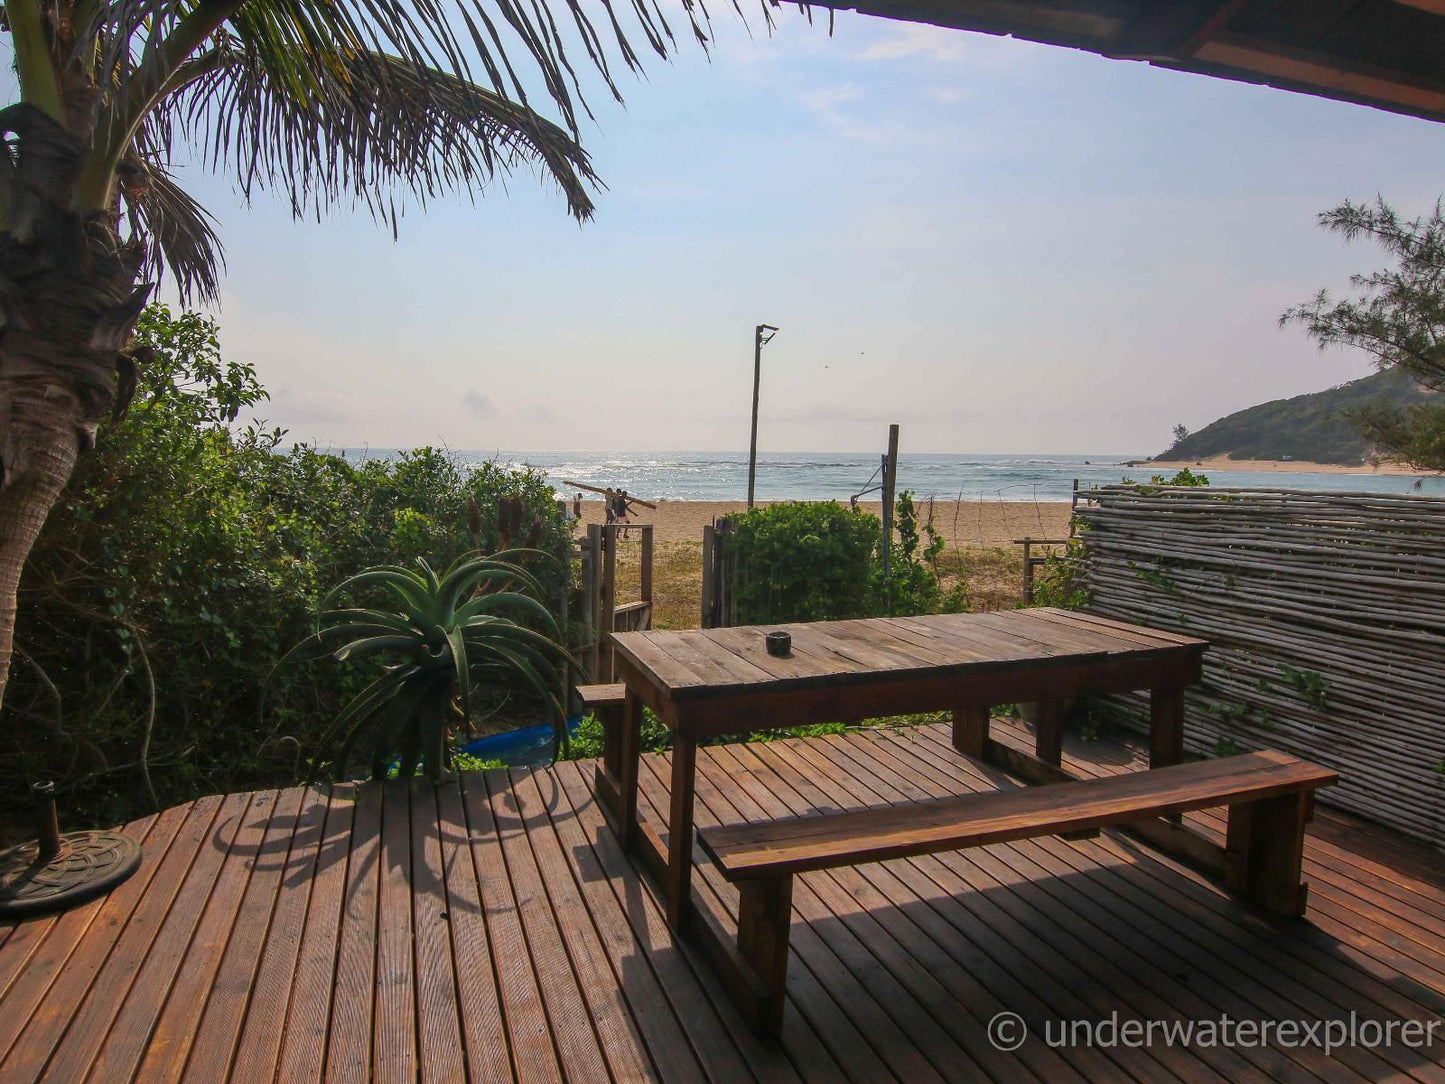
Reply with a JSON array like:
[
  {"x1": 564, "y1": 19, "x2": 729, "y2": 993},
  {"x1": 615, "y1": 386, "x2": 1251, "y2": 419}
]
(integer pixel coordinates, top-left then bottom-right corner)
[
  {"x1": 576, "y1": 683, "x2": 626, "y2": 707},
  {"x1": 700, "y1": 752, "x2": 1337, "y2": 880}
]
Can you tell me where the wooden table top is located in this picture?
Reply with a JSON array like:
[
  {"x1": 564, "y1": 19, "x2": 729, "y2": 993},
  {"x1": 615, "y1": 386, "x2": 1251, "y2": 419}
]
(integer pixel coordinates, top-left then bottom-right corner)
[{"x1": 611, "y1": 607, "x2": 1206, "y2": 702}]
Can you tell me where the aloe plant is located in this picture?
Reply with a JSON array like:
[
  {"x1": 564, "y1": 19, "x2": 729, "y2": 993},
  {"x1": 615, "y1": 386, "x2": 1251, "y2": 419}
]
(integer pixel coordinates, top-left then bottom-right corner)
[{"x1": 304, "y1": 551, "x2": 571, "y2": 783}]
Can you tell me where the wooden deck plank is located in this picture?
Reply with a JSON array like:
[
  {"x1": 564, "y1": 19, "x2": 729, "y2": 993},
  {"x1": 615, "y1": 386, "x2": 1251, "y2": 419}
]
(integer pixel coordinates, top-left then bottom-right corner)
[
  {"x1": 964, "y1": 724, "x2": 1445, "y2": 1020},
  {"x1": 72, "y1": 793, "x2": 251, "y2": 1084},
  {"x1": 484, "y1": 770, "x2": 612, "y2": 1084},
  {"x1": 912, "y1": 725, "x2": 1445, "y2": 1079},
  {"x1": 0, "y1": 804, "x2": 186, "y2": 1079},
  {"x1": 507, "y1": 768, "x2": 655, "y2": 1081},
  {"x1": 432, "y1": 780, "x2": 512, "y2": 1082},
  {"x1": 408, "y1": 781, "x2": 467, "y2": 1084},
  {"x1": 274, "y1": 785, "x2": 358, "y2": 1084},
  {"x1": 325, "y1": 780, "x2": 383, "y2": 1084},
  {"x1": 459, "y1": 771, "x2": 563, "y2": 1084},
  {"x1": 132, "y1": 792, "x2": 280, "y2": 1082},
  {"x1": 512, "y1": 767, "x2": 679, "y2": 1081},
  {"x1": 229, "y1": 786, "x2": 333, "y2": 1084},
  {"x1": 373, "y1": 780, "x2": 417, "y2": 1083},
  {"x1": 906, "y1": 735, "x2": 1414, "y2": 1083},
  {"x1": 183, "y1": 785, "x2": 308, "y2": 1083}
]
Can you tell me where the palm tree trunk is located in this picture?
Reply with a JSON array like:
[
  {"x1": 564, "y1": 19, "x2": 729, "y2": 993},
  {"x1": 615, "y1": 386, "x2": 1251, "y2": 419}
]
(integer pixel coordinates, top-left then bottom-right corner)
[
  {"x1": 0, "y1": 391, "x2": 81, "y2": 707},
  {"x1": 0, "y1": 105, "x2": 152, "y2": 714}
]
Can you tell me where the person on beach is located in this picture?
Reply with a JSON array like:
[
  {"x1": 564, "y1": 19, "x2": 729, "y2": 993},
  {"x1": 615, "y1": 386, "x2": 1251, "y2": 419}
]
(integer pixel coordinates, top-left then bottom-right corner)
[{"x1": 606, "y1": 490, "x2": 634, "y2": 524}]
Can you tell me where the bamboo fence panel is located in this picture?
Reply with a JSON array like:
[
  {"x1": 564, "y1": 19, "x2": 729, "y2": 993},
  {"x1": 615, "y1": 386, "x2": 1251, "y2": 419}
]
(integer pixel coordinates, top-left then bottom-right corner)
[{"x1": 1072, "y1": 484, "x2": 1445, "y2": 848}]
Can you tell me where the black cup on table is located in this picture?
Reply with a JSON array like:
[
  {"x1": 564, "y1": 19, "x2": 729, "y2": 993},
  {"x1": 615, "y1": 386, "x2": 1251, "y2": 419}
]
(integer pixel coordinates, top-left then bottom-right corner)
[{"x1": 765, "y1": 630, "x2": 792, "y2": 657}]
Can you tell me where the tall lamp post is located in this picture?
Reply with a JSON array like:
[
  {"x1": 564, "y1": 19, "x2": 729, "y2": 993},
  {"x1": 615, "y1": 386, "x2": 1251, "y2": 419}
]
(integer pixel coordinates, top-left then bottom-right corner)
[{"x1": 747, "y1": 323, "x2": 779, "y2": 509}]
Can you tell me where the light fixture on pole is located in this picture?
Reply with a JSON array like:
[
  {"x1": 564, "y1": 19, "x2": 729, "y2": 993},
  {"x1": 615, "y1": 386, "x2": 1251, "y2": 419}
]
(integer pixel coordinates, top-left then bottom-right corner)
[{"x1": 747, "y1": 324, "x2": 779, "y2": 509}]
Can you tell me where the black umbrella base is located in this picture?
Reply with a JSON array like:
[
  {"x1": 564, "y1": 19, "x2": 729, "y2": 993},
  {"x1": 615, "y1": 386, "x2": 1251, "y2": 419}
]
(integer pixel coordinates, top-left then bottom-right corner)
[{"x1": 0, "y1": 831, "x2": 142, "y2": 919}]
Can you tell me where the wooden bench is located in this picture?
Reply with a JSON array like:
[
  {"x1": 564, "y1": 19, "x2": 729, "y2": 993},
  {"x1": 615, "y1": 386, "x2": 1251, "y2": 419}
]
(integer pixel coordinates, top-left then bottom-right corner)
[{"x1": 697, "y1": 750, "x2": 1338, "y2": 1033}]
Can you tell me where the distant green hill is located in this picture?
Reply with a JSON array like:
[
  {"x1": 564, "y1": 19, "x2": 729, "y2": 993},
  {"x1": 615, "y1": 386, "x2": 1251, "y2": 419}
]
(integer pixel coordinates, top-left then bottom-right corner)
[{"x1": 1156, "y1": 368, "x2": 1431, "y2": 466}]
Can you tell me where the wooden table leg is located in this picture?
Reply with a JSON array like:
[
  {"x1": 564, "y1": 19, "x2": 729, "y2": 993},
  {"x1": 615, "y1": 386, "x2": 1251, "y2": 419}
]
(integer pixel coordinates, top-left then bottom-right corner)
[
  {"x1": 1033, "y1": 699, "x2": 1065, "y2": 766},
  {"x1": 616, "y1": 687, "x2": 643, "y2": 850},
  {"x1": 1149, "y1": 685, "x2": 1185, "y2": 769},
  {"x1": 666, "y1": 732, "x2": 698, "y2": 930},
  {"x1": 951, "y1": 704, "x2": 989, "y2": 758},
  {"x1": 1150, "y1": 684, "x2": 1186, "y2": 822}
]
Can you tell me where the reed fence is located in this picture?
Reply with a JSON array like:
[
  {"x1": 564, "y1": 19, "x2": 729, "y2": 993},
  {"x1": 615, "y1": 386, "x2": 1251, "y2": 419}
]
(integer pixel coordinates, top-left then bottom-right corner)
[{"x1": 1073, "y1": 484, "x2": 1445, "y2": 848}]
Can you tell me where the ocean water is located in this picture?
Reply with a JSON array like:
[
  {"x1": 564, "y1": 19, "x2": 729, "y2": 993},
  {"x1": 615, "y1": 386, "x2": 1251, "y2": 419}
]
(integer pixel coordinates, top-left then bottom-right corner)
[{"x1": 337, "y1": 449, "x2": 1445, "y2": 503}]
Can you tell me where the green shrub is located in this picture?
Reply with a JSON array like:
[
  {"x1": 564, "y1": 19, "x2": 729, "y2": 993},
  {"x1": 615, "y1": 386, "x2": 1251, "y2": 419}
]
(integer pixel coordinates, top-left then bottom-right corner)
[
  {"x1": 1030, "y1": 533, "x2": 1092, "y2": 610},
  {"x1": 724, "y1": 495, "x2": 960, "y2": 625},
  {"x1": 0, "y1": 304, "x2": 572, "y2": 834},
  {"x1": 727, "y1": 501, "x2": 882, "y2": 623}
]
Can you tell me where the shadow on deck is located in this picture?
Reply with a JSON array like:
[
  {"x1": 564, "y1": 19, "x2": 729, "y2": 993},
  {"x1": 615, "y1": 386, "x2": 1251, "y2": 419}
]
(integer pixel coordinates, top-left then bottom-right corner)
[{"x1": 0, "y1": 720, "x2": 1441, "y2": 1082}]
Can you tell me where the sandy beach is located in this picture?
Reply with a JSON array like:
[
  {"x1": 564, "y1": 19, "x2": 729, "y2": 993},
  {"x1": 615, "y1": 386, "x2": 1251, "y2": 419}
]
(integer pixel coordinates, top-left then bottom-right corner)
[
  {"x1": 574, "y1": 498, "x2": 1075, "y2": 548},
  {"x1": 1142, "y1": 456, "x2": 1430, "y2": 476}
]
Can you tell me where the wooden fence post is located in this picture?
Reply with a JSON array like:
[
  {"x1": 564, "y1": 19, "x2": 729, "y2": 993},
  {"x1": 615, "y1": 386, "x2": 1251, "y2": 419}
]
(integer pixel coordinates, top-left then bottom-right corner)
[
  {"x1": 701, "y1": 524, "x2": 716, "y2": 628},
  {"x1": 878, "y1": 424, "x2": 890, "y2": 615},
  {"x1": 600, "y1": 523, "x2": 618, "y2": 681}
]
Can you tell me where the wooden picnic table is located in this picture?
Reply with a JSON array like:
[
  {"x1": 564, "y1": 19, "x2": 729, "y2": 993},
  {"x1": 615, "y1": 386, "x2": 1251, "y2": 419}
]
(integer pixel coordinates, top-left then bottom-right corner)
[{"x1": 601, "y1": 607, "x2": 1208, "y2": 930}]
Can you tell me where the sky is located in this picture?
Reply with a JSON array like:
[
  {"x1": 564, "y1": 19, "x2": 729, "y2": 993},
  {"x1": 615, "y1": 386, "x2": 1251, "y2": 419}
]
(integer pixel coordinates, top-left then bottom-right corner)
[{"x1": 16, "y1": 9, "x2": 1445, "y2": 455}]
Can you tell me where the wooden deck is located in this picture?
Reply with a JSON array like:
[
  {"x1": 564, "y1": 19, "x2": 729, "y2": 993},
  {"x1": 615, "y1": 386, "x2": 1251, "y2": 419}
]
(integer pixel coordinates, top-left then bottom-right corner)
[{"x1": 0, "y1": 720, "x2": 1441, "y2": 1082}]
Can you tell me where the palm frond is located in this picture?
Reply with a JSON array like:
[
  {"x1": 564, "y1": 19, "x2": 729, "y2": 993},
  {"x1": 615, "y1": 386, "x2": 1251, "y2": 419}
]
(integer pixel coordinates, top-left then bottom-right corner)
[
  {"x1": 157, "y1": 27, "x2": 601, "y2": 223},
  {"x1": 83, "y1": 0, "x2": 780, "y2": 226},
  {"x1": 119, "y1": 151, "x2": 225, "y2": 305}
]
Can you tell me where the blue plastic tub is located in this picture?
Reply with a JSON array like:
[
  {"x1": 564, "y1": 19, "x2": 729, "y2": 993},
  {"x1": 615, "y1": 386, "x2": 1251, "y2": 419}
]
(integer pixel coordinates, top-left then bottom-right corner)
[{"x1": 458, "y1": 714, "x2": 583, "y2": 768}]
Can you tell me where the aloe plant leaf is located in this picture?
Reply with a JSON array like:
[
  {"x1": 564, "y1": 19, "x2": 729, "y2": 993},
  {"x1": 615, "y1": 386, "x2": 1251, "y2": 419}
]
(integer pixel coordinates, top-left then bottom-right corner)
[
  {"x1": 321, "y1": 566, "x2": 427, "y2": 613},
  {"x1": 320, "y1": 608, "x2": 421, "y2": 635},
  {"x1": 334, "y1": 634, "x2": 418, "y2": 662},
  {"x1": 454, "y1": 591, "x2": 558, "y2": 629},
  {"x1": 446, "y1": 624, "x2": 472, "y2": 723}
]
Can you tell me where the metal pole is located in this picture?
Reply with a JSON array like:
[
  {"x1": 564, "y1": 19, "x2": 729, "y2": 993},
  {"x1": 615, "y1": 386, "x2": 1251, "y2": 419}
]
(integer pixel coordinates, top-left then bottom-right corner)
[
  {"x1": 33, "y1": 781, "x2": 61, "y2": 862},
  {"x1": 746, "y1": 324, "x2": 777, "y2": 509},
  {"x1": 881, "y1": 423, "x2": 900, "y2": 614}
]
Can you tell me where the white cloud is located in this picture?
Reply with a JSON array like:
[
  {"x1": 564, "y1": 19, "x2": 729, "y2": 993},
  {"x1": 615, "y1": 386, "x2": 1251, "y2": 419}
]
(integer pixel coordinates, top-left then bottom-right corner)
[
  {"x1": 856, "y1": 22, "x2": 1039, "y2": 68},
  {"x1": 928, "y1": 86, "x2": 970, "y2": 104},
  {"x1": 858, "y1": 24, "x2": 972, "y2": 63},
  {"x1": 796, "y1": 83, "x2": 883, "y2": 140},
  {"x1": 464, "y1": 392, "x2": 498, "y2": 418}
]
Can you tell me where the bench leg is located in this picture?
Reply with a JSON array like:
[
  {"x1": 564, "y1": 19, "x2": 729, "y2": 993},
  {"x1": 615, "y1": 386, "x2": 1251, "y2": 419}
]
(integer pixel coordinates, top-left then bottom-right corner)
[
  {"x1": 614, "y1": 690, "x2": 642, "y2": 850},
  {"x1": 592, "y1": 699, "x2": 627, "y2": 824},
  {"x1": 737, "y1": 875, "x2": 793, "y2": 1035},
  {"x1": 1225, "y1": 792, "x2": 1312, "y2": 917},
  {"x1": 601, "y1": 702, "x2": 623, "y2": 781},
  {"x1": 951, "y1": 704, "x2": 989, "y2": 758}
]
